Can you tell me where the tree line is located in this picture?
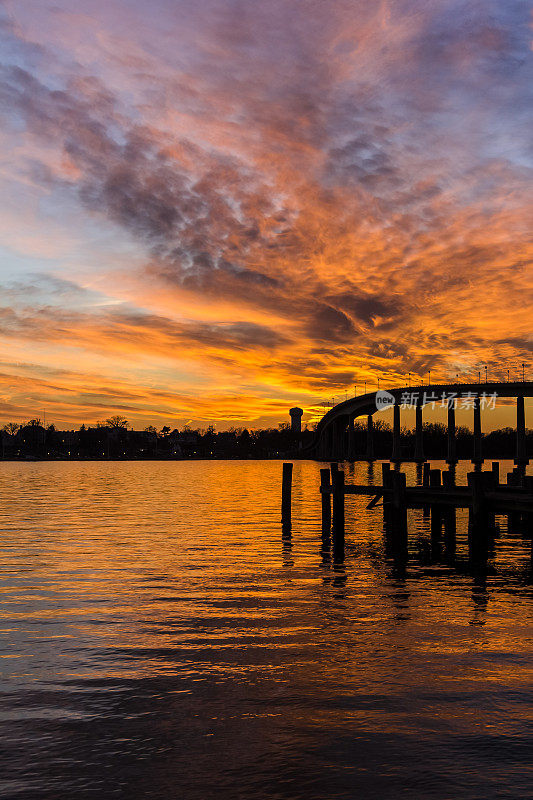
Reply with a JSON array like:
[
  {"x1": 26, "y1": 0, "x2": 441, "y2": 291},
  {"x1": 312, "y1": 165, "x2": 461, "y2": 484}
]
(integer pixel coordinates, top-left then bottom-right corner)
[
  {"x1": 0, "y1": 417, "x2": 308, "y2": 459},
  {"x1": 1, "y1": 416, "x2": 531, "y2": 460}
]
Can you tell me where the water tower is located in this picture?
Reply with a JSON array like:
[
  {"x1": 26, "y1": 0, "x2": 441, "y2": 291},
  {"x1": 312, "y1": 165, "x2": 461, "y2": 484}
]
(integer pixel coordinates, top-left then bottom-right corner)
[{"x1": 289, "y1": 407, "x2": 303, "y2": 434}]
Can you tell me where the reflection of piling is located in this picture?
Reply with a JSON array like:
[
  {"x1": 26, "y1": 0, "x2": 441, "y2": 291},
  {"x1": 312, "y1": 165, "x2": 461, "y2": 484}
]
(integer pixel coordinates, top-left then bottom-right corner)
[{"x1": 281, "y1": 462, "x2": 293, "y2": 527}]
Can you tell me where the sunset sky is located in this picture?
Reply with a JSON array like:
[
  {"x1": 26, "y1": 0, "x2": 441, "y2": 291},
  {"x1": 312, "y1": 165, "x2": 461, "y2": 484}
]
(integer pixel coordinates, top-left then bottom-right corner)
[{"x1": 0, "y1": 0, "x2": 532, "y2": 430}]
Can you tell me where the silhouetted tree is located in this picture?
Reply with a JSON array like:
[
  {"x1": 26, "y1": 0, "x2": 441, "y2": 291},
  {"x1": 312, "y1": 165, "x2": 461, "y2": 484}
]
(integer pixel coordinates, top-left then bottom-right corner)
[{"x1": 104, "y1": 415, "x2": 128, "y2": 429}]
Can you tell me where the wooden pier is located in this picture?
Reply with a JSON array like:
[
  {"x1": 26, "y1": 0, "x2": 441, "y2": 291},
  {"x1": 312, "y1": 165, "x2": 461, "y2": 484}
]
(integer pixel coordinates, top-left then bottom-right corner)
[{"x1": 281, "y1": 461, "x2": 533, "y2": 564}]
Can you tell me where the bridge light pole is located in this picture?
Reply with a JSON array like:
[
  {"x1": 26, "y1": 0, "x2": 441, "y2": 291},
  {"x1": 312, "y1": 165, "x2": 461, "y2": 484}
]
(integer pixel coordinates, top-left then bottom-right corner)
[
  {"x1": 428, "y1": 370, "x2": 431, "y2": 385},
  {"x1": 377, "y1": 378, "x2": 380, "y2": 390},
  {"x1": 522, "y1": 363, "x2": 526, "y2": 382},
  {"x1": 408, "y1": 372, "x2": 411, "y2": 387},
  {"x1": 484, "y1": 365, "x2": 488, "y2": 383},
  {"x1": 507, "y1": 369, "x2": 510, "y2": 383}
]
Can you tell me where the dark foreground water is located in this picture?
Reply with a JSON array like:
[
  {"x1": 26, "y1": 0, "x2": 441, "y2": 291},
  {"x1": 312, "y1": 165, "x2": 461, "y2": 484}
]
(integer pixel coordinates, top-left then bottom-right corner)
[{"x1": 0, "y1": 460, "x2": 532, "y2": 800}]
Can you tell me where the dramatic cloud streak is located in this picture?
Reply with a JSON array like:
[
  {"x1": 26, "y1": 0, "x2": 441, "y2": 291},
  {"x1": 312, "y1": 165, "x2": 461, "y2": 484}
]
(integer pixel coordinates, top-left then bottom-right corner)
[{"x1": 0, "y1": 0, "x2": 531, "y2": 427}]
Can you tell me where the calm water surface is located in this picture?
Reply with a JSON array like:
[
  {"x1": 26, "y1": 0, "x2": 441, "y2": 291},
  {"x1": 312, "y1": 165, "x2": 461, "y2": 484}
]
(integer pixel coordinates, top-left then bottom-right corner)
[{"x1": 0, "y1": 460, "x2": 532, "y2": 800}]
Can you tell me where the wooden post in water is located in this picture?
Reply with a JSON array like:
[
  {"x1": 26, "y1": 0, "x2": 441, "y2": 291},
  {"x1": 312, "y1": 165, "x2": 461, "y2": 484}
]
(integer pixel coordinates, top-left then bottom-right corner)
[
  {"x1": 320, "y1": 468, "x2": 331, "y2": 534},
  {"x1": 442, "y1": 470, "x2": 456, "y2": 558},
  {"x1": 524, "y1": 476, "x2": 533, "y2": 494},
  {"x1": 468, "y1": 471, "x2": 485, "y2": 520},
  {"x1": 506, "y1": 470, "x2": 520, "y2": 531},
  {"x1": 467, "y1": 470, "x2": 489, "y2": 564},
  {"x1": 468, "y1": 471, "x2": 490, "y2": 536},
  {"x1": 524, "y1": 476, "x2": 533, "y2": 530},
  {"x1": 429, "y1": 469, "x2": 442, "y2": 556},
  {"x1": 332, "y1": 469, "x2": 345, "y2": 532},
  {"x1": 382, "y1": 462, "x2": 392, "y2": 523},
  {"x1": 491, "y1": 462, "x2": 500, "y2": 486},
  {"x1": 423, "y1": 462, "x2": 430, "y2": 517},
  {"x1": 332, "y1": 469, "x2": 345, "y2": 559},
  {"x1": 281, "y1": 462, "x2": 293, "y2": 526},
  {"x1": 391, "y1": 471, "x2": 408, "y2": 556}
]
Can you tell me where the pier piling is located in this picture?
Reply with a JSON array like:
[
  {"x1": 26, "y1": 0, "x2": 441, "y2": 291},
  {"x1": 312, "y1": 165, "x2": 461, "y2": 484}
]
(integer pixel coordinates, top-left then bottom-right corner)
[
  {"x1": 281, "y1": 462, "x2": 293, "y2": 526},
  {"x1": 320, "y1": 468, "x2": 331, "y2": 533},
  {"x1": 313, "y1": 456, "x2": 533, "y2": 567},
  {"x1": 332, "y1": 469, "x2": 345, "y2": 534},
  {"x1": 332, "y1": 469, "x2": 345, "y2": 560},
  {"x1": 423, "y1": 462, "x2": 430, "y2": 517},
  {"x1": 382, "y1": 463, "x2": 392, "y2": 523},
  {"x1": 429, "y1": 469, "x2": 442, "y2": 554},
  {"x1": 391, "y1": 470, "x2": 408, "y2": 554}
]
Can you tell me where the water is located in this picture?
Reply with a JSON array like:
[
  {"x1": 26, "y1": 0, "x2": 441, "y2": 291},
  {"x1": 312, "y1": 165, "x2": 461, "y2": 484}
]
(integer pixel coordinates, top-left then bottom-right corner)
[{"x1": 0, "y1": 460, "x2": 532, "y2": 800}]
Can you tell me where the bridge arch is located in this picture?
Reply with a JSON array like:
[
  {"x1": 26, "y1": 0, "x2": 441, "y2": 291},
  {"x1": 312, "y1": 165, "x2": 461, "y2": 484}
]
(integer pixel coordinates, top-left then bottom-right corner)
[{"x1": 310, "y1": 382, "x2": 533, "y2": 465}]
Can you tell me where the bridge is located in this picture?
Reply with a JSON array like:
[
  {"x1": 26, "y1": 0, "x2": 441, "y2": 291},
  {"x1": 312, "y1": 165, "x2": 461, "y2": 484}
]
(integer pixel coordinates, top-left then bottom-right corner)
[{"x1": 310, "y1": 381, "x2": 533, "y2": 464}]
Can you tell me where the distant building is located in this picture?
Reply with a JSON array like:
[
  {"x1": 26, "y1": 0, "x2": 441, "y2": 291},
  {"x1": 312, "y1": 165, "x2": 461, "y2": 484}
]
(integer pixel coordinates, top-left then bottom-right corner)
[{"x1": 289, "y1": 407, "x2": 303, "y2": 434}]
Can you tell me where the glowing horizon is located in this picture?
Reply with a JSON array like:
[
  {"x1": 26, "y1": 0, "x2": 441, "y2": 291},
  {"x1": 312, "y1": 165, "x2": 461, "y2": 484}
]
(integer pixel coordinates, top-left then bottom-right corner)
[{"x1": 0, "y1": 0, "x2": 532, "y2": 430}]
